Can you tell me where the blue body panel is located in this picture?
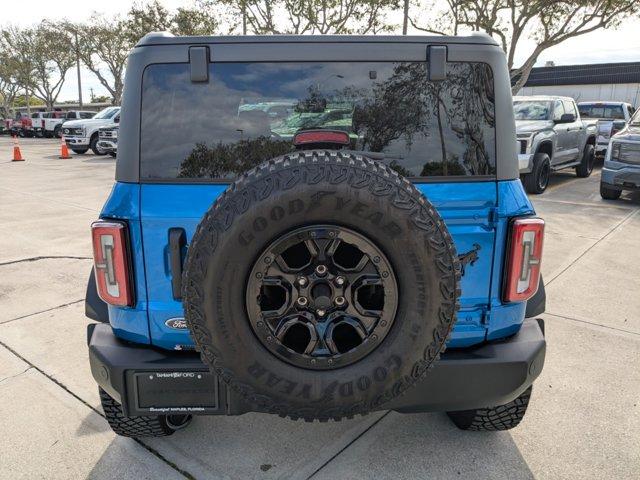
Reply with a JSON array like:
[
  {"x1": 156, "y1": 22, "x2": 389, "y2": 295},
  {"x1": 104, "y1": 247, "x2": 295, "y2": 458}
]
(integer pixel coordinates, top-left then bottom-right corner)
[
  {"x1": 101, "y1": 179, "x2": 535, "y2": 350},
  {"x1": 100, "y1": 183, "x2": 150, "y2": 344}
]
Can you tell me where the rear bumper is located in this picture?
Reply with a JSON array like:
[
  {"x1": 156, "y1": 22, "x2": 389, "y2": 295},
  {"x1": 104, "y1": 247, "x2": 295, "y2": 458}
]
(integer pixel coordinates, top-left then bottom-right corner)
[{"x1": 88, "y1": 318, "x2": 546, "y2": 416}]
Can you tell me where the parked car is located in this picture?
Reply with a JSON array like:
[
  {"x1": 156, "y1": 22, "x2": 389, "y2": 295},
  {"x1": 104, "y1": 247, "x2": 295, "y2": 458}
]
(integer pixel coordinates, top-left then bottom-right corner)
[
  {"x1": 600, "y1": 108, "x2": 640, "y2": 199},
  {"x1": 62, "y1": 106, "x2": 120, "y2": 154},
  {"x1": 30, "y1": 111, "x2": 48, "y2": 137},
  {"x1": 86, "y1": 32, "x2": 547, "y2": 438},
  {"x1": 44, "y1": 110, "x2": 95, "y2": 138},
  {"x1": 578, "y1": 101, "x2": 635, "y2": 157},
  {"x1": 6, "y1": 112, "x2": 34, "y2": 137},
  {"x1": 514, "y1": 95, "x2": 597, "y2": 194},
  {"x1": 97, "y1": 125, "x2": 118, "y2": 157}
]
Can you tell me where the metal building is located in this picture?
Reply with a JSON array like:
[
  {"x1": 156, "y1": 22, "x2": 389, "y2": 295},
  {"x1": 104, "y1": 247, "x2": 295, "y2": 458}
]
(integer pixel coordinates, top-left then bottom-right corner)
[{"x1": 517, "y1": 61, "x2": 640, "y2": 107}]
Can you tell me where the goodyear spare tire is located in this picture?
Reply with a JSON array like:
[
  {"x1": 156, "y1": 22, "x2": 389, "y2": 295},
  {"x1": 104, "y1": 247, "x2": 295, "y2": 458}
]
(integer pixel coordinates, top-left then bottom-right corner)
[{"x1": 183, "y1": 151, "x2": 460, "y2": 420}]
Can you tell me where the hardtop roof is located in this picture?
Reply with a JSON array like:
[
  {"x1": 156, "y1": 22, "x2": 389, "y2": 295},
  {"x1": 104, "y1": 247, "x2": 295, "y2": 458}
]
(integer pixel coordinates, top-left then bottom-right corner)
[{"x1": 135, "y1": 31, "x2": 498, "y2": 48}]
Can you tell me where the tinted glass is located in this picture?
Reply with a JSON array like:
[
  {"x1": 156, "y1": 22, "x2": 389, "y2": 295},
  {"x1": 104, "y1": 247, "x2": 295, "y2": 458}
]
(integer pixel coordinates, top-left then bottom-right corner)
[
  {"x1": 578, "y1": 104, "x2": 625, "y2": 120},
  {"x1": 141, "y1": 62, "x2": 496, "y2": 180},
  {"x1": 94, "y1": 107, "x2": 119, "y2": 119},
  {"x1": 513, "y1": 101, "x2": 551, "y2": 120}
]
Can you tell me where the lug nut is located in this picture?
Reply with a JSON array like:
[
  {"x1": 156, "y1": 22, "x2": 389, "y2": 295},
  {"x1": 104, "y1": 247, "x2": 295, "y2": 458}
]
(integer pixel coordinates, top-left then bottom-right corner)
[
  {"x1": 297, "y1": 296, "x2": 308, "y2": 307},
  {"x1": 334, "y1": 296, "x2": 346, "y2": 306},
  {"x1": 297, "y1": 276, "x2": 308, "y2": 287},
  {"x1": 315, "y1": 264, "x2": 328, "y2": 276},
  {"x1": 317, "y1": 309, "x2": 326, "y2": 317},
  {"x1": 335, "y1": 276, "x2": 345, "y2": 286}
]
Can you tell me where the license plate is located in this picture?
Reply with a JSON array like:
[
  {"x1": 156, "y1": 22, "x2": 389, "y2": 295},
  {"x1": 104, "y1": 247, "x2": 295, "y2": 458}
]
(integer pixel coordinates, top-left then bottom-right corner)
[{"x1": 135, "y1": 371, "x2": 218, "y2": 413}]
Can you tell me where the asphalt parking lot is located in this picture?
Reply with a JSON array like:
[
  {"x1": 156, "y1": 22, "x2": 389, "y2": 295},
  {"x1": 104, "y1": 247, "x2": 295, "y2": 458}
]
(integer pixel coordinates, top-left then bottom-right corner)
[{"x1": 1, "y1": 136, "x2": 639, "y2": 479}]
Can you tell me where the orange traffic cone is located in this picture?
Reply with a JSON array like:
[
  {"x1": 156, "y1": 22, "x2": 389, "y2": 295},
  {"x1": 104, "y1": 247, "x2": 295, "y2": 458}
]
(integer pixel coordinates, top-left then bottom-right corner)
[
  {"x1": 59, "y1": 135, "x2": 71, "y2": 159},
  {"x1": 12, "y1": 135, "x2": 24, "y2": 161}
]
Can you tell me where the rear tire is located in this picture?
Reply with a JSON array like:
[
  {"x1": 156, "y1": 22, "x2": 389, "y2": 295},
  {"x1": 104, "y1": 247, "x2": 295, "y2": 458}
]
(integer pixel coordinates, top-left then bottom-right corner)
[
  {"x1": 522, "y1": 153, "x2": 551, "y2": 194},
  {"x1": 71, "y1": 148, "x2": 88, "y2": 154},
  {"x1": 447, "y1": 386, "x2": 532, "y2": 431},
  {"x1": 90, "y1": 134, "x2": 106, "y2": 155},
  {"x1": 600, "y1": 183, "x2": 621, "y2": 200},
  {"x1": 575, "y1": 144, "x2": 595, "y2": 178},
  {"x1": 99, "y1": 388, "x2": 192, "y2": 438}
]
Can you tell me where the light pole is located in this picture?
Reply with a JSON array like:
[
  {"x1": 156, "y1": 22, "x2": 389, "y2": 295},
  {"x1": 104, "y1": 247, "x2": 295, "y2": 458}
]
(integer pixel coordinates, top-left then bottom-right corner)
[
  {"x1": 75, "y1": 30, "x2": 83, "y2": 108},
  {"x1": 403, "y1": 0, "x2": 409, "y2": 35}
]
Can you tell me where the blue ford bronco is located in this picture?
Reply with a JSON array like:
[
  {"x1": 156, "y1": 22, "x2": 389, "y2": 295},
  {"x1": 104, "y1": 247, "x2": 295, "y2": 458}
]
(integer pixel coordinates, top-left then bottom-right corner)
[{"x1": 86, "y1": 32, "x2": 547, "y2": 437}]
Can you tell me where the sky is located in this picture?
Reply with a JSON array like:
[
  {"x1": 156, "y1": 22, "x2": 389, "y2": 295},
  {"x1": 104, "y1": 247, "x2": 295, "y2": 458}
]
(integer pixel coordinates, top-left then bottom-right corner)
[{"x1": 2, "y1": 0, "x2": 640, "y2": 102}]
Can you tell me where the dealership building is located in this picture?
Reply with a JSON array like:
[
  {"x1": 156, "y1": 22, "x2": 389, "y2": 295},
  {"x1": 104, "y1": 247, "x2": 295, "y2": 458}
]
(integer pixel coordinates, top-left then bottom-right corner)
[{"x1": 516, "y1": 61, "x2": 640, "y2": 107}]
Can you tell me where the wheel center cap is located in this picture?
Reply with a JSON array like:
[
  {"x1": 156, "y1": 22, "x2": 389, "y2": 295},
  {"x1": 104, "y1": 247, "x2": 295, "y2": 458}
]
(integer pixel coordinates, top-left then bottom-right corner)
[{"x1": 311, "y1": 282, "x2": 332, "y2": 309}]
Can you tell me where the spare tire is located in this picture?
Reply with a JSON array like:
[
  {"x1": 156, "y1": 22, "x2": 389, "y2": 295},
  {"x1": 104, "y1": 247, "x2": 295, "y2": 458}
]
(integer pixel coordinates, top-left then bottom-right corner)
[{"x1": 183, "y1": 151, "x2": 460, "y2": 421}]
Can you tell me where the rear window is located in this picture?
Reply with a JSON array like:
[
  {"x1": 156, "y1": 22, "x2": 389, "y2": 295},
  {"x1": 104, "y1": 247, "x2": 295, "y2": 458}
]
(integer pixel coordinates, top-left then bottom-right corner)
[
  {"x1": 578, "y1": 104, "x2": 625, "y2": 120},
  {"x1": 140, "y1": 61, "x2": 496, "y2": 181}
]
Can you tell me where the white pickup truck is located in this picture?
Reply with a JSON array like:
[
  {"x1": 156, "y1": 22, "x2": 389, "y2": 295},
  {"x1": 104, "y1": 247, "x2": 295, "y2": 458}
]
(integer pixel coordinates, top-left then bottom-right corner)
[
  {"x1": 43, "y1": 110, "x2": 95, "y2": 138},
  {"x1": 577, "y1": 102, "x2": 636, "y2": 157},
  {"x1": 62, "y1": 106, "x2": 120, "y2": 155}
]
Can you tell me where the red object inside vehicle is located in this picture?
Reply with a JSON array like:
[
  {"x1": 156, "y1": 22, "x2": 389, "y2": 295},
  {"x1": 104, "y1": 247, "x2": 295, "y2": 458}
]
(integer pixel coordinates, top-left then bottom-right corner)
[{"x1": 293, "y1": 130, "x2": 350, "y2": 146}]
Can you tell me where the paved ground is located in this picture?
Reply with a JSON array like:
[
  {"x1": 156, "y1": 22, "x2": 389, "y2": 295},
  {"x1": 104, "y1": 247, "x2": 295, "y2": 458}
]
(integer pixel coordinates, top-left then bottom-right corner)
[{"x1": 1, "y1": 137, "x2": 639, "y2": 479}]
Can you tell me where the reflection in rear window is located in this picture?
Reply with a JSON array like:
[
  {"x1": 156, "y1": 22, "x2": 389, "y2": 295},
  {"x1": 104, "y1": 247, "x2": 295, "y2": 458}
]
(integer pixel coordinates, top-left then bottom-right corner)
[{"x1": 140, "y1": 61, "x2": 496, "y2": 180}]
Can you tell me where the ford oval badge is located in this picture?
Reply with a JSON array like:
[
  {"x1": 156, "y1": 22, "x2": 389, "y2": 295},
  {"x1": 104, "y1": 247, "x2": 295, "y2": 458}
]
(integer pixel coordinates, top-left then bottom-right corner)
[{"x1": 165, "y1": 317, "x2": 188, "y2": 330}]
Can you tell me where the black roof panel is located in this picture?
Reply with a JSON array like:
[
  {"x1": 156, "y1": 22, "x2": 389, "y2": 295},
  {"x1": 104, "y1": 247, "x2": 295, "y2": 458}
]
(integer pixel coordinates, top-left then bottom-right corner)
[
  {"x1": 135, "y1": 32, "x2": 498, "y2": 47},
  {"x1": 521, "y1": 61, "x2": 640, "y2": 86}
]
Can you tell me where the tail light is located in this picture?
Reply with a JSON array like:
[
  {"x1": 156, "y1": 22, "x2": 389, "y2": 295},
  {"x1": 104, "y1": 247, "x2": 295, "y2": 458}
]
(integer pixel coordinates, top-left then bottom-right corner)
[
  {"x1": 91, "y1": 220, "x2": 133, "y2": 306},
  {"x1": 41, "y1": 120, "x2": 45, "y2": 128},
  {"x1": 503, "y1": 217, "x2": 544, "y2": 303}
]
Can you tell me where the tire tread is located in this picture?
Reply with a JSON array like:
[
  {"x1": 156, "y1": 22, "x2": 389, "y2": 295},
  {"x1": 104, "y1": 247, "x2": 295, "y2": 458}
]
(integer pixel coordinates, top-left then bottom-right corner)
[
  {"x1": 447, "y1": 386, "x2": 532, "y2": 431},
  {"x1": 183, "y1": 150, "x2": 461, "y2": 422},
  {"x1": 99, "y1": 388, "x2": 173, "y2": 437}
]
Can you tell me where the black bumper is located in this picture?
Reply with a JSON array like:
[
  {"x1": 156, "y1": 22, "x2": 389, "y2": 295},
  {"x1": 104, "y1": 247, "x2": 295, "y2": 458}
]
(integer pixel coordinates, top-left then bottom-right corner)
[{"x1": 88, "y1": 319, "x2": 546, "y2": 416}]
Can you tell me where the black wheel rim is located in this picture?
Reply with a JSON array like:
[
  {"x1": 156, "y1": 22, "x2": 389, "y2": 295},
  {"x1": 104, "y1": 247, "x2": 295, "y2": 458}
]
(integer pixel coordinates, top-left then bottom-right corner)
[
  {"x1": 246, "y1": 225, "x2": 398, "y2": 370},
  {"x1": 539, "y1": 163, "x2": 550, "y2": 190}
]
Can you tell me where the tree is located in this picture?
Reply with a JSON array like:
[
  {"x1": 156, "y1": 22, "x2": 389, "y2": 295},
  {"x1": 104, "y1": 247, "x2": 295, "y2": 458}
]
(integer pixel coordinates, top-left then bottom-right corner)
[
  {"x1": 123, "y1": 0, "x2": 220, "y2": 43},
  {"x1": 0, "y1": 49, "x2": 21, "y2": 116},
  {"x1": 0, "y1": 27, "x2": 37, "y2": 114},
  {"x1": 91, "y1": 94, "x2": 112, "y2": 104},
  {"x1": 28, "y1": 22, "x2": 75, "y2": 109},
  {"x1": 66, "y1": 17, "x2": 131, "y2": 105},
  {"x1": 411, "y1": 0, "x2": 640, "y2": 93},
  {"x1": 123, "y1": 0, "x2": 173, "y2": 44},
  {"x1": 172, "y1": 5, "x2": 221, "y2": 35},
  {"x1": 215, "y1": 0, "x2": 401, "y2": 34}
]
